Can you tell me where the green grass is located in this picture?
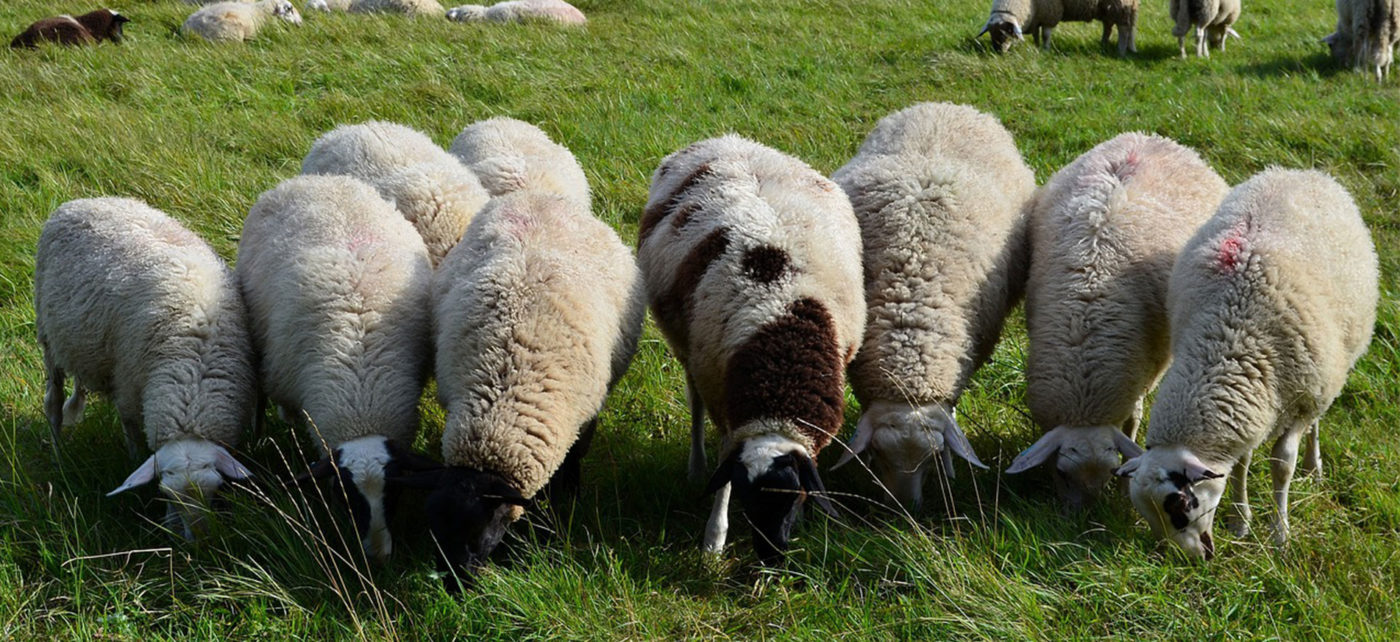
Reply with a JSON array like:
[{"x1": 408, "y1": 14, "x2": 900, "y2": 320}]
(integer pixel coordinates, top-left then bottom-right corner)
[{"x1": 2, "y1": 0, "x2": 1398, "y2": 638}]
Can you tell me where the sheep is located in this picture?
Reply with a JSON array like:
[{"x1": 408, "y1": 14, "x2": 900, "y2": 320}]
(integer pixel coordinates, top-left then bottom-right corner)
[
  {"x1": 34, "y1": 198, "x2": 257, "y2": 540},
  {"x1": 307, "y1": 0, "x2": 351, "y2": 10},
  {"x1": 10, "y1": 9, "x2": 129, "y2": 49},
  {"x1": 236, "y1": 175, "x2": 435, "y2": 561},
  {"x1": 1170, "y1": 0, "x2": 1243, "y2": 58},
  {"x1": 977, "y1": 0, "x2": 1139, "y2": 56},
  {"x1": 182, "y1": 0, "x2": 301, "y2": 42},
  {"x1": 390, "y1": 190, "x2": 642, "y2": 587},
  {"x1": 301, "y1": 121, "x2": 491, "y2": 267},
  {"x1": 1005, "y1": 133, "x2": 1228, "y2": 511},
  {"x1": 1323, "y1": 0, "x2": 1399, "y2": 81},
  {"x1": 1115, "y1": 169, "x2": 1378, "y2": 560},
  {"x1": 829, "y1": 103, "x2": 1035, "y2": 512},
  {"x1": 348, "y1": 0, "x2": 447, "y2": 16},
  {"x1": 446, "y1": 0, "x2": 587, "y2": 24},
  {"x1": 448, "y1": 117, "x2": 591, "y2": 206},
  {"x1": 637, "y1": 135, "x2": 865, "y2": 563}
]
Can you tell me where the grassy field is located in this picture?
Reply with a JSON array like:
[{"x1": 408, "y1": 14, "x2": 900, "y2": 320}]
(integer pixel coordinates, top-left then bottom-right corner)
[{"x1": 2, "y1": 0, "x2": 1398, "y2": 638}]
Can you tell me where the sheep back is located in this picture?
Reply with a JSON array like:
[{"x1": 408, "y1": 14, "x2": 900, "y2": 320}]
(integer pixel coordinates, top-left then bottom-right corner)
[
  {"x1": 301, "y1": 121, "x2": 458, "y2": 182},
  {"x1": 448, "y1": 117, "x2": 591, "y2": 205}
]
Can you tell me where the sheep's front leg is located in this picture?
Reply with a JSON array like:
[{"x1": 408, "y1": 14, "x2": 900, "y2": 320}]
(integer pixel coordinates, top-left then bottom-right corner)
[
  {"x1": 1196, "y1": 26, "x2": 1209, "y2": 58},
  {"x1": 1269, "y1": 429, "x2": 1304, "y2": 547},
  {"x1": 1122, "y1": 397, "x2": 1144, "y2": 441},
  {"x1": 1101, "y1": 21, "x2": 1113, "y2": 47},
  {"x1": 687, "y1": 375, "x2": 708, "y2": 483},
  {"x1": 1041, "y1": 26, "x2": 1055, "y2": 50},
  {"x1": 1226, "y1": 451, "x2": 1252, "y2": 537},
  {"x1": 1178, "y1": 35, "x2": 1187, "y2": 58},
  {"x1": 43, "y1": 357, "x2": 66, "y2": 445},
  {"x1": 1122, "y1": 22, "x2": 1137, "y2": 54},
  {"x1": 1299, "y1": 420, "x2": 1322, "y2": 479},
  {"x1": 703, "y1": 481, "x2": 731, "y2": 554}
]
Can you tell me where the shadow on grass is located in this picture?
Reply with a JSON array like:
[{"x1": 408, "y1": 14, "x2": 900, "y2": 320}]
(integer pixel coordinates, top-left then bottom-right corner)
[{"x1": 1238, "y1": 52, "x2": 1339, "y2": 79}]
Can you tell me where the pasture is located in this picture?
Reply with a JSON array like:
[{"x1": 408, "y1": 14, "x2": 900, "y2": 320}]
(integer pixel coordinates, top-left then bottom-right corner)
[{"x1": 1, "y1": 0, "x2": 1397, "y2": 638}]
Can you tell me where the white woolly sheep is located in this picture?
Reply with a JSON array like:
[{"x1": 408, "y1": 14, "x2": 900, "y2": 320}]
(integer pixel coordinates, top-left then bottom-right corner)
[
  {"x1": 35, "y1": 198, "x2": 256, "y2": 540},
  {"x1": 446, "y1": 0, "x2": 587, "y2": 24},
  {"x1": 829, "y1": 102, "x2": 1035, "y2": 512},
  {"x1": 1116, "y1": 169, "x2": 1378, "y2": 560},
  {"x1": 448, "y1": 117, "x2": 591, "y2": 206},
  {"x1": 978, "y1": 0, "x2": 1140, "y2": 56},
  {"x1": 307, "y1": 0, "x2": 351, "y2": 11},
  {"x1": 349, "y1": 0, "x2": 446, "y2": 16},
  {"x1": 1170, "y1": 0, "x2": 1242, "y2": 58},
  {"x1": 301, "y1": 121, "x2": 490, "y2": 267},
  {"x1": 183, "y1": 0, "x2": 301, "y2": 42},
  {"x1": 1006, "y1": 133, "x2": 1228, "y2": 511},
  {"x1": 394, "y1": 190, "x2": 642, "y2": 588},
  {"x1": 236, "y1": 175, "x2": 436, "y2": 561},
  {"x1": 1324, "y1": 0, "x2": 1399, "y2": 81},
  {"x1": 638, "y1": 135, "x2": 865, "y2": 564}
]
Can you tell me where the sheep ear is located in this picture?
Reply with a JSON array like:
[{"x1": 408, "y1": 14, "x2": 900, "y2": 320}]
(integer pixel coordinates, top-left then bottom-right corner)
[
  {"x1": 795, "y1": 453, "x2": 838, "y2": 517},
  {"x1": 703, "y1": 453, "x2": 738, "y2": 496},
  {"x1": 943, "y1": 412, "x2": 988, "y2": 471},
  {"x1": 1006, "y1": 427, "x2": 1065, "y2": 474},
  {"x1": 977, "y1": 19, "x2": 992, "y2": 38},
  {"x1": 830, "y1": 413, "x2": 875, "y2": 470},
  {"x1": 289, "y1": 453, "x2": 338, "y2": 487},
  {"x1": 387, "y1": 469, "x2": 445, "y2": 490},
  {"x1": 488, "y1": 482, "x2": 530, "y2": 508},
  {"x1": 386, "y1": 440, "x2": 443, "y2": 473},
  {"x1": 1112, "y1": 431, "x2": 1144, "y2": 459},
  {"x1": 1182, "y1": 453, "x2": 1222, "y2": 483},
  {"x1": 1013, "y1": 23, "x2": 1024, "y2": 40},
  {"x1": 108, "y1": 455, "x2": 158, "y2": 496},
  {"x1": 1114, "y1": 454, "x2": 1143, "y2": 478},
  {"x1": 213, "y1": 446, "x2": 252, "y2": 481}
]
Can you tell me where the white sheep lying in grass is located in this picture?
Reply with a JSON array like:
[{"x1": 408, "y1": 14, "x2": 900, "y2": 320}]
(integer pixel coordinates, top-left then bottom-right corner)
[
  {"x1": 307, "y1": 0, "x2": 351, "y2": 11},
  {"x1": 183, "y1": 0, "x2": 301, "y2": 42},
  {"x1": 830, "y1": 102, "x2": 1036, "y2": 512},
  {"x1": 349, "y1": 0, "x2": 446, "y2": 16},
  {"x1": 1170, "y1": 0, "x2": 1242, "y2": 58},
  {"x1": 446, "y1": 0, "x2": 587, "y2": 24},
  {"x1": 237, "y1": 175, "x2": 436, "y2": 561},
  {"x1": 1007, "y1": 133, "x2": 1228, "y2": 510},
  {"x1": 978, "y1": 0, "x2": 1140, "y2": 55},
  {"x1": 1116, "y1": 169, "x2": 1378, "y2": 560},
  {"x1": 449, "y1": 117, "x2": 591, "y2": 206},
  {"x1": 35, "y1": 198, "x2": 257, "y2": 540},
  {"x1": 1324, "y1": 0, "x2": 1399, "y2": 81}
]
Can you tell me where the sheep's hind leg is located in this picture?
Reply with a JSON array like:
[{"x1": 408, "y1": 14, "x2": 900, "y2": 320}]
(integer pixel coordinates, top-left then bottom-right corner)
[
  {"x1": 1299, "y1": 419, "x2": 1322, "y2": 479},
  {"x1": 1101, "y1": 21, "x2": 1112, "y2": 48},
  {"x1": 43, "y1": 355, "x2": 65, "y2": 445},
  {"x1": 1196, "y1": 26, "x2": 1209, "y2": 58},
  {"x1": 1268, "y1": 428, "x2": 1304, "y2": 547},
  {"x1": 1041, "y1": 26, "x2": 1054, "y2": 50},
  {"x1": 1226, "y1": 451, "x2": 1252, "y2": 537},
  {"x1": 703, "y1": 482, "x2": 731, "y2": 555},
  {"x1": 687, "y1": 375, "x2": 708, "y2": 484}
]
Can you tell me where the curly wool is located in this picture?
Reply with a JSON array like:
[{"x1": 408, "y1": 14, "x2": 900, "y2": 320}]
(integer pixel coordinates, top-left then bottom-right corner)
[{"x1": 449, "y1": 117, "x2": 591, "y2": 206}]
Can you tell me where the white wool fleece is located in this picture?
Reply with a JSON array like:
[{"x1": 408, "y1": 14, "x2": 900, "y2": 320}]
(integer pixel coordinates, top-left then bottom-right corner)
[{"x1": 449, "y1": 117, "x2": 591, "y2": 206}]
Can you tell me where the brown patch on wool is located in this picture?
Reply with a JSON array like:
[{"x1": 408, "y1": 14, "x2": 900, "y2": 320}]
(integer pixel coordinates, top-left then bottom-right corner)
[
  {"x1": 740, "y1": 246, "x2": 790, "y2": 284},
  {"x1": 639, "y1": 162, "x2": 713, "y2": 242},
  {"x1": 651, "y1": 228, "x2": 730, "y2": 357},
  {"x1": 724, "y1": 298, "x2": 845, "y2": 453}
]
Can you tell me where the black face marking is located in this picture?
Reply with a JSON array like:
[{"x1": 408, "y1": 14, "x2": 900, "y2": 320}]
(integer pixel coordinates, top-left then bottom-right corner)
[
  {"x1": 1163, "y1": 489, "x2": 1199, "y2": 530},
  {"x1": 732, "y1": 455, "x2": 805, "y2": 565},
  {"x1": 422, "y1": 467, "x2": 527, "y2": 590}
]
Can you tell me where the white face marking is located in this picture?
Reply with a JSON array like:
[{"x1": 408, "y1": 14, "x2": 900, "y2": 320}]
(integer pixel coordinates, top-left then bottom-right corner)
[
  {"x1": 153, "y1": 440, "x2": 228, "y2": 539},
  {"x1": 336, "y1": 435, "x2": 392, "y2": 558},
  {"x1": 738, "y1": 433, "x2": 806, "y2": 482}
]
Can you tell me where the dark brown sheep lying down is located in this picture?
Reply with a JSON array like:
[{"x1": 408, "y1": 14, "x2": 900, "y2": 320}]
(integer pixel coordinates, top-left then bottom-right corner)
[{"x1": 11, "y1": 8, "x2": 129, "y2": 49}]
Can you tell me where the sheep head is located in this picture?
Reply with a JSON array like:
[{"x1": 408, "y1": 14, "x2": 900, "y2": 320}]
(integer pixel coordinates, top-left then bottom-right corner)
[
  {"x1": 978, "y1": 14, "x2": 1024, "y2": 53},
  {"x1": 393, "y1": 466, "x2": 528, "y2": 591},
  {"x1": 1117, "y1": 446, "x2": 1227, "y2": 560},
  {"x1": 705, "y1": 434, "x2": 835, "y2": 565},
  {"x1": 108, "y1": 439, "x2": 253, "y2": 540},
  {"x1": 1006, "y1": 424, "x2": 1143, "y2": 510},
  {"x1": 832, "y1": 400, "x2": 986, "y2": 513}
]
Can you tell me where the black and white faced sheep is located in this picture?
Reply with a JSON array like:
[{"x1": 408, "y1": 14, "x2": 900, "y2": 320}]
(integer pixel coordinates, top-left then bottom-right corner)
[
  {"x1": 978, "y1": 0, "x2": 1139, "y2": 55},
  {"x1": 1170, "y1": 0, "x2": 1242, "y2": 58},
  {"x1": 236, "y1": 175, "x2": 435, "y2": 561},
  {"x1": 35, "y1": 198, "x2": 257, "y2": 540},
  {"x1": 1324, "y1": 0, "x2": 1399, "y2": 81},
  {"x1": 830, "y1": 103, "x2": 1035, "y2": 512},
  {"x1": 1116, "y1": 169, "x2": 1378, "y2": 560},
  {"x1": 10, "y1": 9, "x2": 129, "y2": 49},
  {"x1": 638, "y1": 135, "x2": 865, "y2": 564},
  {"x1": 400, "y1": 191, "x2": 642, "y2": 588},
  {"x1": 1007, "y1": 133, "x2": 1228, "y2": 511}
]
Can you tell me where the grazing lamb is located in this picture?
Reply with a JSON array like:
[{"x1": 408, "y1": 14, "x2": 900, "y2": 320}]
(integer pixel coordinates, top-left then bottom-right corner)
[
  {"x1": 302, "y1": 121, "x2": 489, "y2": 266},
  {"x1": 446, "y1": 0, "x2": 587, "y2": 24},
  {"x1": 10, "y1": 9, "x2": 129, "y2": 49},
  {"x1": 1170, "y1": 0, "x2": 1243, "y2": 58},
  {"x1": 1006, "y1": 133, "x2": 1228, "y2": 511},
  {"x1": 1324, "y1": 0, "x2": 1399, "y2": 81},
  {"x1": 183, "y1": 0, "x2": 301, "y2": 42},
  {"x1": 35, "y1": 198, "x2": 257, "y2": 540},
  {"x1": 449, "y1": 117, "x2": 591, "y2": 206},
  {"x1": 236, "y1": 175, "x2": 435, "y2": 561},
  {"x1": 395, "y1": 191, "x2": 642, "y2": 587},
  {"x1": 349, "y1": 0, "x2": 446, "y2": 16},
  {"x1": 1116, "y1": 169, "x2": 1378, "y2": 559},
  {"x1": 978, "y1": 0, "x2": 1139, "y2": 55},
  {"x1": 638, "y1": 135, "x2": 865, "y2": 563},
  {"x1": 830, "y1": 103, "x2": 1036, "y2": 512}
]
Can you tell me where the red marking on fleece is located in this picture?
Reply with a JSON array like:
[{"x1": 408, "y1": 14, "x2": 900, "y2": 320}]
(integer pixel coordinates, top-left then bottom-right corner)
[
  {"x1": 1109, "y1": 149, "x2": 1139, "y2": 182},
  {"x1": 347, "y1": 232, "x2": 378, "y2": 253},
  {"x1": 1215, "y1": 227, "x2": 1247, "y2": 274}
]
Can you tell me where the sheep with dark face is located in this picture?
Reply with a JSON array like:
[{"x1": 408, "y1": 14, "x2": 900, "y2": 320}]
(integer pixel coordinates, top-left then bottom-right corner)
[
  {"x1": 978, "y1": 0, "x2": 1139, "y2": 56},
  {"x1": 638, "y1": 135, "x2": 865, "y2": 564},
  {"x1": 236, "y1": 175, "x2": 434, "y2": 561},
  {"x1": 11, "y1": 9, "x2": 129, "y2": 49}
]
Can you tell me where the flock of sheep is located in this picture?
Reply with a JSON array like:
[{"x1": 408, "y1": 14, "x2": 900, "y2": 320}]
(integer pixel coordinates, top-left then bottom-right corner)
[{"x1": 32, "y1": 102, "x2": 1378, "y2": 590}]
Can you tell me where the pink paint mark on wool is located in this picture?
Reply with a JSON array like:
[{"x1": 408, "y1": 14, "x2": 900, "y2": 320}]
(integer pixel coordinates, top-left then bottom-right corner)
[
  {"x1": 347, "y1": 232, "x2": 379, "y2": 253},
  {"x1": 1109, "y1": 149, "x2": 1139, "y2": 182},
  {"x1": 1215, "y1": 228, "x2": 1247, "y2": 274}
]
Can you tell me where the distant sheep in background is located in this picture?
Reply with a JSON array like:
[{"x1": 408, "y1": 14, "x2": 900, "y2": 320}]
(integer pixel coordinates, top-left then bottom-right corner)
[
  {"x1": 1170, "y1": 0, "x2": 1242, "y2": 58},
  {"x1": 446, "y1": 0, "x2": 587, "y2": 24},
  {"x1": 183, "y1": 0, "x2": 301, "y2": 42},
  {"x1": 307, "y1": 0, "x2": 352, "y2": 10},
  {"x1": 349, "y1": 0, "x2": 446, "y2": 16},
  {"x1": 978, "y1": 0, "x2": 1139, "y2": 56},
  {"x1": 1324, "y1": 0, "x2": 1399, "y2": 81},
  {"x1": 35, "y1": 198, "x2": 257, "y2": 541},
  {"x1": 449, "y1": 117, "x2": 591, "y2": 206},
  {"x1": 1117, "y1": 169, "x2": 1378, "y2": 559},
  {"x1": 10, "y1": 9, "x2": 129, "y2": 49}
]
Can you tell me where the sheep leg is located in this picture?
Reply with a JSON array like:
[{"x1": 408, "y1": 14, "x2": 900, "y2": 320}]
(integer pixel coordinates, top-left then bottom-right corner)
[
  {"x1": 1225, "y1": 451, "x2": 1252, "y2": 537},
  {"x1": 544, "y1": 418, "x2": 597, "y2": 503},
  {"x1": 1196, "y1": 26, "x2": 1208, "y2": 58},
  {"x1": 120, "y1": 412, "x2": 144, "y2": 461},
  {"x1": 1299, "y1": 420, "x2": 1322, "y2": 479},
  {"x1": 1122, "y1": 398, "x2": 1144, "y2": 441},
  {"x1": 687, "y1": 375, "x2": 707, "y2": 484},
  {"x1": 1101, "y1": 21, "x2": 1113, "y2": 48},
  {"x1": 1179, "y1": 35, "x2": 1187, "y2": 59},
  {"x1": 42, "y1": 346, "x2": 66, "y2": 441},
  {"x1": 703, "y1": 481, "x2": 731, "y2": 554},
  {"x1": 1041, "y1": 26, "x2": 1054, "y2": 50},
  {"x1": 1117, "y1": 23, "x2": 1135, "y2": 56},
  {"x1": 1268, "y1": 429, "x2": 1303, "y2": 547}
]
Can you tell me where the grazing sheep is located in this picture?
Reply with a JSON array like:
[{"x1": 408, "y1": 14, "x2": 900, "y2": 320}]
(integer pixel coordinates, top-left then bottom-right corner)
[
  {"x1": 446, "y1": 0, "x2": 587, "y2": 24},
  {"x1": 638, "y1": 135, "x2": 865, "y2": 563},
  {"x1": 10, "y1": 9, "x2": 129, "y2": 49},
  {"x1": 449, "y1": 117, "x2": 591, "y2": 206},
  {"x1": 35, "y1": 198, "x2": 256, "y2": 540},
  {"x1": 236, "y1": 175, "x2": 435, "y2": 560},
  {"x1": 1116, "y1": 169, "x2": 1378, "y2": 559},
  {"x1": 307, "y1": 0, "x2": 351, "y2": 10},
  {"x1": 1324, "y1": 0, "x2": 1399, "y2": 81},
  {"x1": 349, "y1": 0, "x2": 446, "y2": 16},
  {"x1": 978, "y1": 0, "x2": 1139, "y2": 56},
  {"x1": 1006, "y1": 133, "x2": 1228, "y2": 511},
  {"x1": 302, "y1": 121, "x2": 457, "y2": 180},
  {"x1": 182, "y1": 0, "x2": 301, "y2": 42},
  {"x1": 830, "y1": 103, "x2": 1036, "y2": 512},
  {"x1": 395, "y1": 191, "x2": 642, "y2": 587},
  {"x1": 1170, "y1": 0, "x2": 1243, "y2": 58}
]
